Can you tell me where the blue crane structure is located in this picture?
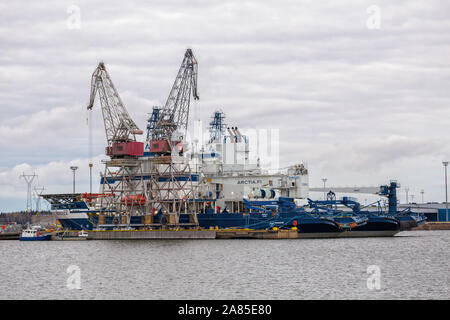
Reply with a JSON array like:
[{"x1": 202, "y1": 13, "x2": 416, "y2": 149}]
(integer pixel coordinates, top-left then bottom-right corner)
[{"x1": 146, "y1": 49, "x2": 199, "y2": 155}]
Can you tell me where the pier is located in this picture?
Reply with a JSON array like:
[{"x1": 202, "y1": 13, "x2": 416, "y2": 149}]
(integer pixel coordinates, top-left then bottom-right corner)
[
  {"x1": 48, "y1": 228, "x2": 404, "y2": 240},
  {"x1": 411, "y1": 222, "x2": 450, "y2": 231},
  {"x1": 0, "y1": 232, "x2": 20, "y2": 240},
  {"x1": 88, "y1": 229, "x2": 216, "y2": 240}
]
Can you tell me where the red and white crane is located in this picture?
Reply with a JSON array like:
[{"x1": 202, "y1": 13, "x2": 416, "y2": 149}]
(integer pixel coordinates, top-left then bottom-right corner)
[
  {"x1": 87, "y1": 62, "x2": 143, "y2": 158},
  {"x1": 148, "y1": 49, "x2": 199, "y2": 154}
]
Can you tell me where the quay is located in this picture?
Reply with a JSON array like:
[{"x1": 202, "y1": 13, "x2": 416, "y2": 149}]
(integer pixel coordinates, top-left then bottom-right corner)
[
  {"x1": 50, "y1": 228, "x2": 402, "y2": 240},
  {"x1": 88, "y1": 229, "x2": 217, "y2": 240},
  {"x1": 0, "y1": 232, "x2": 20, "y2": 240},
  {"x1": 411, "y1": 222, "x2": 450, "y2": 231}
]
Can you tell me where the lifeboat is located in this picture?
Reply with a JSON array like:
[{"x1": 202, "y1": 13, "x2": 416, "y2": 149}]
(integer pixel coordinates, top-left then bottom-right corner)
[
  {"x1": 121, "y1": 195, "x2": 146, "y2": 205},
  {"x1": 82, "y1": 193, "x2": 113, "y2": 202}
]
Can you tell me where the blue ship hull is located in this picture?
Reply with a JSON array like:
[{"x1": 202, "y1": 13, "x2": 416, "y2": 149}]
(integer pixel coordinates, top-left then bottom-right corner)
[
  {"x1": 57, "y1": 212, "x2": 344, "y2": 233},
  {"x1": 396, "y1": 215, "x2": 427, "y2": 230},
  {"x1": 54, "y1": 196, "x2": 423, "y2": 235},
  {"x1": 352, "y1": 215, "x2": 400, "y2": 231},
  {"x1": 19, "y1": 234, "x2": 52, "y2": 241},
  {"x1": 181, "y1": 213, "x2": 343, "y2": 233},
  {"x1": 58, "y1": 217, "x2": 94, "y2": 230}
]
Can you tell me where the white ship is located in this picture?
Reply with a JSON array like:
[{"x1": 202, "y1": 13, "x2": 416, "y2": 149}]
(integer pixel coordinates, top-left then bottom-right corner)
[
  {"x1": 45, "y1": 50, "x2": 309, "y2": 230},
  {"x1": 47, "y1": 110, "x2": 309, "y2": 230},
  {"x1": 184, "y1": 110, "x2": 309, "y2": 212},
  {"x1": 42, "y1": 50, "x2": 425, "y2": 234}
]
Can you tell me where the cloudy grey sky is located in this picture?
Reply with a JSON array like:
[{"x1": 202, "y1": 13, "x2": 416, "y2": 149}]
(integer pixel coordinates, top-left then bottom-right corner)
[{"x1": 1, "y1": 0, "x2": 449, "y2": 211}]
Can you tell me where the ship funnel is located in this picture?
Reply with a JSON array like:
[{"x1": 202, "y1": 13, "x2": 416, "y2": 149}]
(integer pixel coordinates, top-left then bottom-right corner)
[
  {"x1": 227, "y1": 127, "x2": 236, "y2": 143},
  {"x1": 233, "y1": 127, "x2": 242, "y2": 143}
]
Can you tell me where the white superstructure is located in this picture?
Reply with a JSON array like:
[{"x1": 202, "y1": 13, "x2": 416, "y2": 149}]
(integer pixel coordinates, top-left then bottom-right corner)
[
  {"x1": 90, "y1": 111, "x2": 309, "y2": 214},
  {"x1": 184, "y1": 111, "x2": 309, "y2": 212}
]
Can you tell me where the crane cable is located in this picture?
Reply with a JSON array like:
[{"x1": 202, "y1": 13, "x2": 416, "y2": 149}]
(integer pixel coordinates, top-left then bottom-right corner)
[{"x1": 87, "y1": 108, "x2": 93, "y2": 194}]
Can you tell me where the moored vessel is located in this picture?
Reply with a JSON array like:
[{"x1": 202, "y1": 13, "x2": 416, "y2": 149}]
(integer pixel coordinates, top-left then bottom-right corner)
[{"x1": 19, "y1": 225, "x2": 51, "y2": 241}]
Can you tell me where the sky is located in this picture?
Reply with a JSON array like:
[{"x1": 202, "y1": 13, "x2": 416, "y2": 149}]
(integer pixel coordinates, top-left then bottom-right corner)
[{"x1": 0, "y1": 0, "x2": 449, "y2": 211}]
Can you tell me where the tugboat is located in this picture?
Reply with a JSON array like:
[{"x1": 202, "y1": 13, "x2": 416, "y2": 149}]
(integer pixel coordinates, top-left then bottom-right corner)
[{"x1": 19, "y1": 225, "x2": 52, "y2": 241}]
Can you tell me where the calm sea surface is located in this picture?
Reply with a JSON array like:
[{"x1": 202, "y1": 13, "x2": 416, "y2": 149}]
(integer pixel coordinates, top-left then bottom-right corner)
[{"x1": 0, "y1": 230, "x2": 448, "y2": 299}]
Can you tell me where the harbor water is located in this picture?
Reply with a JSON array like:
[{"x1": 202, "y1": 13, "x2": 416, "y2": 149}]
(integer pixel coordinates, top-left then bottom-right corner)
[{"x1": 0, "y1": 230, "x2": 448, "y2": 299}]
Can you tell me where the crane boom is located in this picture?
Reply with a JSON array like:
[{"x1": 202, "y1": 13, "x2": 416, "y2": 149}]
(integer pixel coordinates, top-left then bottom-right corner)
[
  {"x1": 87, "y1": 62, "x2": 143, "y2": 158},
  {"x1": 151, "y1": 49, "x2": 199, "y2": 144}
]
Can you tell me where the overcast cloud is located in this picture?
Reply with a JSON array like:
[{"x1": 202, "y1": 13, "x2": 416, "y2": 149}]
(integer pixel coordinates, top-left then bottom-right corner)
[{"x1": 1, "y1": 0, "x2": 449, "y2": 211}]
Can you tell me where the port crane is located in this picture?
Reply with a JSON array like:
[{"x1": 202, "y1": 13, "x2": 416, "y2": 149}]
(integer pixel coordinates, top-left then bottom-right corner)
[
  {"x1": 309, "y1": 181, "x2": 405, "y2": 216},
  {"x1": 85, "y1": 51, "x2": 201, "y2": 228},
  {"x1": 148, "y1": 48, "x2": 199, "y2": 154},
  {"x1": 87, "y1": 62, "x2": 144, "y2": 158},
  {"x1": 144, "y1": 49, "x2": 201, "y2": 227},
  {"x1": 87, "y1": 62, "x2": 146, "y2": 221}
]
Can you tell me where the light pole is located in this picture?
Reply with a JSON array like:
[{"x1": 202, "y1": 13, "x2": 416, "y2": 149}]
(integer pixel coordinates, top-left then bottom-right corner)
[
  {"x1": 405, "y1": 187, "x2": 409, "y2": 204},
  {"x1": 89, "y1": 163, "x2": 93, "y2": 194},
  {"x1": 420, "y1": 190, "x2": 424, "y2": 203},
  {"x1": 322, "y1": 178, "x2": 327, "y2": 200},
  {"x1": 443, "y1": 161, "x2": 448, "y2": 222},
  {"x1": 70, "y1": 166, "x2": 78, "y2": 194},
  {"x1": 194, "y1": 139, "x2": 199, "y2": 173}
]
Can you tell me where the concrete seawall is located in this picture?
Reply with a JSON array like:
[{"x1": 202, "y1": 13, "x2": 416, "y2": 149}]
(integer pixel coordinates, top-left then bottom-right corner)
[
  {"x1": 88, "y1": 229, "x2": 217, "y2": 240},
  {"x1": 411, "y1": 222, "x2": 450, "y2": 231},
  {"x1": 0, "y1": 232, "x2": 20, "y2": 240},
  {"x1": 49, "y1": 225, "x2": 446, "y2": 241}
]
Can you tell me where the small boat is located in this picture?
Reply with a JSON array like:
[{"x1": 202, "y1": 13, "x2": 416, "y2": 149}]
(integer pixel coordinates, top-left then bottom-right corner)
[
  {"x1": 78, "y1": 230, "x2": 89, "y2": 238},
  {"x1": 19, "y1": 226, "x2": 51, "y2": 241}
]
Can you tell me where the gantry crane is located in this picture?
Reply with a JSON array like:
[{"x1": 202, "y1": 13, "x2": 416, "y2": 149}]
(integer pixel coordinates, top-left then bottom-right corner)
[
  {"x1": 87, "y1": 62, "x2": 144, "y2": 158},
  {"x1": 148, "y1": 48, "x2": 199, "y2": 154}
]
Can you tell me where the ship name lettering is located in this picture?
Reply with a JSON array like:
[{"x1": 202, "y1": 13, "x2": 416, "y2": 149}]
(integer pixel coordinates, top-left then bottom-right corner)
[{"x1": 237, "y1": 179, "x2": 262, "y2": 184}]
